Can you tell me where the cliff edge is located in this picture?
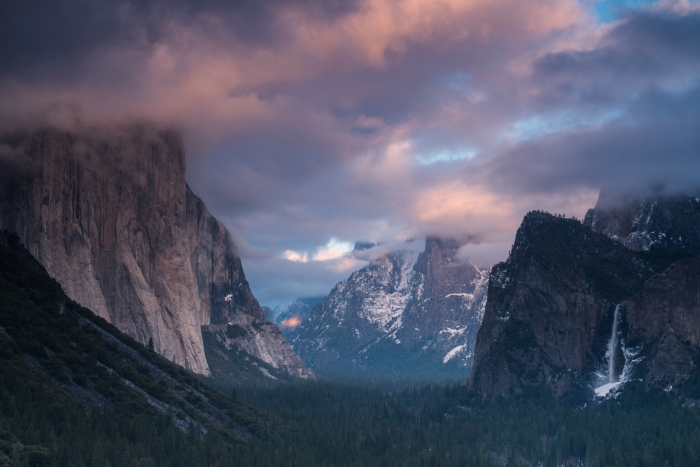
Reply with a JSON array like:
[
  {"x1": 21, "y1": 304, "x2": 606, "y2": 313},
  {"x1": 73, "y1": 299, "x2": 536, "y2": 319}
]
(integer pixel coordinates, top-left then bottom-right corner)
[{"x1": 0, "y1": 125, "x2": 310, "y2": 378}]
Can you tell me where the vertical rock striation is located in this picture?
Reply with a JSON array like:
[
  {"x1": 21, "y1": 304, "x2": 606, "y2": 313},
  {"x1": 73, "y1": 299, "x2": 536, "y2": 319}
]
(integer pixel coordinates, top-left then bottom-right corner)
[
  {"x1": 401, "y1": 238, "x2": 488, "y2": 365},
  {"x1": 0, "y1": 126, "x2": 310, "y2": 378},
  {"x1": 622, "y1": 257, "x2": 700, "y2": 390}
]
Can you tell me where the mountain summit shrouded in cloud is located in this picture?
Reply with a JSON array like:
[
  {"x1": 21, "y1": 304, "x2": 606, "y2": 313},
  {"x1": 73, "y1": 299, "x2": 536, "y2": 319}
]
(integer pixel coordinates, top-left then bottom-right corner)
[{"x1": 1, "y1": 0, "x2": 699, "y2": 306}]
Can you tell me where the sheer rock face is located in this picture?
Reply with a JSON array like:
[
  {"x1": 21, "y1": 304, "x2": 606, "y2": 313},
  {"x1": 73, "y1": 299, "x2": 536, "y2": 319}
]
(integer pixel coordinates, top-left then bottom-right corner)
[
  {"x1": 204, "y1": 321, "x2": 316, "y2": 379},
  {"x1": 469, "y1": 212, "x2": 656, "y2": 401},
  {"x1": 400, "y1": 238, "x2": 488, "y2": 357},
  {"x1": 623, "y1": 257, "x2": 700, "y2": 389},
  {"x1": 289, "y1": 238, "x2": 488, "y2": 375},
  {"x1": 0, "y1": 127, "x2": 309, "y2": 378},
  {"x1": 584, "y1": 192, "x2": 700, "y2": 253},
  {"x1": 471, "y1": 197, "x2": 700, "y2": 401}
]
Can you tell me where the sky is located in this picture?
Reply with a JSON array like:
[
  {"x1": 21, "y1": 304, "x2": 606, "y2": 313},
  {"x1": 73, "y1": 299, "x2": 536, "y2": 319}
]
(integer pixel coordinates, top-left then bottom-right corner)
[{"x1": 1, "y1": 0, "x2": 699, "y2": 307}]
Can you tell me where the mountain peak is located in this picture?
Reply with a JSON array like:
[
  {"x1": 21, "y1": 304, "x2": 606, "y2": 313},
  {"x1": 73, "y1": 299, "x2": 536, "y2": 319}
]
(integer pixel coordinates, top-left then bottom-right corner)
[{"x1": 288, "y1": 237, "x2": 489, "y2": 376}]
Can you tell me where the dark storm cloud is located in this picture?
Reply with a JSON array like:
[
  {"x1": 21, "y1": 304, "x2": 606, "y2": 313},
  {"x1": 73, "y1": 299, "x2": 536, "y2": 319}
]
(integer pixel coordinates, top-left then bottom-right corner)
[
  {"x1": 478, "y1": 8, "x2": 700, "y2": 198},
  {"x1": 0, "y1": 0, "x2": 361, "y2": 84},
  {"x1": 0, "y1": 1, "x2": 126, "y2": 76},
  {"x1": 5, "y1": 0, "x2": 698, "y2": 306},
  {"x1": 483, "y1": 92, "x2": 700, "y2": 196},
  {"x1": 531, "y1": 10, "x2": 700, "y2": 107}
]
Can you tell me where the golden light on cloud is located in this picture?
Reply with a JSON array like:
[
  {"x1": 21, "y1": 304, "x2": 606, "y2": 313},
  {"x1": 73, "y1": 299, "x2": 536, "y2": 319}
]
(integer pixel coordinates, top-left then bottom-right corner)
[
  {"x1": 312, "y1": 238, "x2": 354, "y2": 261},
  {"x1": 280, "y1": 316, "x2": 302, "y2": 329},
  {"x1": 329, "y1": 257, "x2": 364, "y2": 274},
  {"x1": 415, "y1": 181, "x2": 519, "y2": 236},
  {"x1": 282, "y1": 239, "x2": 354, "y2": 264},
  {"x1": 286, "y1": 0, "x2": 583, "y2": 68},
  {"x1": 0, "y1": 0, "x2": 589, "y2": 151},
  {"x1": 283, "y1": 250, "x2": 309, "y2": 262}
]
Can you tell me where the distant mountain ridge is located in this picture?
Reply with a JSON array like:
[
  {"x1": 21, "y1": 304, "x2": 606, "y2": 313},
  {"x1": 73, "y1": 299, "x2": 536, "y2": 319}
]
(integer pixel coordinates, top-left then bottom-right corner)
[{"x1": 288, "y1": 238, "x2": 488, "y2": 376}]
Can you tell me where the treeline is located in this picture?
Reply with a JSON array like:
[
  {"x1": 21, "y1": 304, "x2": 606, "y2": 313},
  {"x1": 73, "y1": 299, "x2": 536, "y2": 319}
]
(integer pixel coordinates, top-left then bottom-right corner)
[
  {"x1": 0, "y1": 370, "x2": 239, "y2": 466},
  {"x1": 230, "y1": 379, "x2": 700, "y2": 467},
  {"x1": 3, "y1": 227, "x2": 700, "y2": 466},
  {"x1": 0, "y1": 231, "x2": 274, "y2": 466},
  {"x1": 5, "y1": 368, "x2": 700, "y2": 466}
]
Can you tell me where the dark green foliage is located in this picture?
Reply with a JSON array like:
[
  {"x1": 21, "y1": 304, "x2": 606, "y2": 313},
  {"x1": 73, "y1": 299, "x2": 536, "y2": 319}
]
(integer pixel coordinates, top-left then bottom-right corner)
[
  {"x1": 225, "y1": 325, "x2": 247, "y2": 339},
  {"x1": 3, "y1": 229, "x2": 700, "y2": 466},
  {"x1": 230, "y1": 379, "x2": 700, "y2": 467},
  {"x1": 0, "y1": 231, "x2": 277, "y2": 466}
]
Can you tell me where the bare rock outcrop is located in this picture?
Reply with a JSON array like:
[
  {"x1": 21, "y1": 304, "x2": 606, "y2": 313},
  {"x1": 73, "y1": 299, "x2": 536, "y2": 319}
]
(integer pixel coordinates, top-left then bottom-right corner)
[{"x1": 0, "y1": 126, "x2": 310, "y2": 378}]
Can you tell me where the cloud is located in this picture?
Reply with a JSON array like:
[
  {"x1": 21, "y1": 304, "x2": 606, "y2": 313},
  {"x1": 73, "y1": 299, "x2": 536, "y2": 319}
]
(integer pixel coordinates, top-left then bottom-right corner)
[
  {"x1": 3, "y1": 0, "x2": 699, "y2": 305},
  {"x1": 312, "y1": 238, "x2": 355, "y2": 261},
  {"x1": 413, "y1": 181, "x2": 518, "y2": 241},
  {"x1": 279, "y1": 316, "x2": 303, "y2": 330},
  {"x1": 478, "y1": 7, "x2": 700, "y2": 198},
  {"x1": 282, "y1": 250, "x2": 309, "y2": 263}
]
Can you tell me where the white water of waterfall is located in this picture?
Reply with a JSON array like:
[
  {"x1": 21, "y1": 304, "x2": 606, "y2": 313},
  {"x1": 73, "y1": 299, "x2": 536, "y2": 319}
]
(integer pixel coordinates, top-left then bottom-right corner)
[{"x1": 608, "y1": 304, "x2": 621, "y2": 383}]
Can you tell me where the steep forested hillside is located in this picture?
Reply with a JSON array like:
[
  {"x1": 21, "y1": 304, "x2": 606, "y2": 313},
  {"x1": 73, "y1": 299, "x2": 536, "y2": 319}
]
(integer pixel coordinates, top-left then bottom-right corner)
[{"x1": 0, "y1": 231, "x2": 275, "y2": 466}]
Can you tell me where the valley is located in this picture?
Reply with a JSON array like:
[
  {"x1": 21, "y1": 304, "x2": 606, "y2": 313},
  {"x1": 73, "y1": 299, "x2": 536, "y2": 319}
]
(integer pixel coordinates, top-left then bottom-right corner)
[{"x1": 2, "y1": 127, "x2": 700, "y2": 466}]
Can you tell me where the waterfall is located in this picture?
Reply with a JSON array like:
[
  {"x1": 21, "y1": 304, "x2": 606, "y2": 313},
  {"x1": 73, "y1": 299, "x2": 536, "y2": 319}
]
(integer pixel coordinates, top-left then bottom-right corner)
[
  {"x1": 595, "y1": 304, "x2": 626, "y2": 396},
  {"x1": 608, "y1": 304, "x2": 621, "y2": 383}
]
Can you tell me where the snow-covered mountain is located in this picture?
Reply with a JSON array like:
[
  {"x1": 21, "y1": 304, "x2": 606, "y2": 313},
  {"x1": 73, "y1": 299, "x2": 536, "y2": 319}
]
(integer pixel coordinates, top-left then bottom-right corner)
[{"x1": 287, "y1": 238, "x2": 489, "y2": 377}]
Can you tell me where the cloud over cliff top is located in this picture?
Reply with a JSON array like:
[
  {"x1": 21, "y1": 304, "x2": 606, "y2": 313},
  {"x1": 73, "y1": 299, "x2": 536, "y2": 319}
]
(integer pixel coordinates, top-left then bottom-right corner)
[{"x1": 2, "y1": 0, "x2": 700, "y2": 305}]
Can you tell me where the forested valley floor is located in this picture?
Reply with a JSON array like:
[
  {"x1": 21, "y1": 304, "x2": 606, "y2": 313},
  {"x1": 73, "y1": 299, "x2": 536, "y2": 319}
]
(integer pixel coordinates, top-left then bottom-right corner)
[
  {"x1": 224, "y1": 378, "x2": 700, "y2": 467},
  {"x1": 3, "y1": 228, "x2": 700, "y2": 467}
]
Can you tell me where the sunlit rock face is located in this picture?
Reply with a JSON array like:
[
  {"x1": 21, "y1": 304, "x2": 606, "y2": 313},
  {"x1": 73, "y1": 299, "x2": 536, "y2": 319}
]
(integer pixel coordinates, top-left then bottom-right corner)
[
  {"x1": 288, "y1": 238, "x2": 488, "y2": 376},
  {"x1": 0, "y1": 126, "x2": 310, "y2": 378},
  {"x1": 470, "y1": 194, "x2": 700, "y2": 402}
]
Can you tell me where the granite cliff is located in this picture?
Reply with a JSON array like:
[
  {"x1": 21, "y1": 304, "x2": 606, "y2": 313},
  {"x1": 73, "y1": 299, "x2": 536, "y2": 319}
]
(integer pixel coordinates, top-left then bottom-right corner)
[
  {"x1": 584, "y1": 191, "x2": 700, "y2": 255},
  {"x1": 470, "y1": 194, "x2": 700, "y2": 401},
  {"x1": 289, "y1": 238, "x2": 488, "y2": 376},
  {"x1": 622, "y1": 257, "x2": 700, "y2": 390},
  {"x1": 0, "y1": 126, "x2": 311, "y2": 378}
]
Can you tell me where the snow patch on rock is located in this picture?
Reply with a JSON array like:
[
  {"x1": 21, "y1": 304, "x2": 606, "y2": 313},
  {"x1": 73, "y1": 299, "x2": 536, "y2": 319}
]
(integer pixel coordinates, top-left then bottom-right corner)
[{"x1": 443, "y1": 345, "x2": 466, "y2": 363}]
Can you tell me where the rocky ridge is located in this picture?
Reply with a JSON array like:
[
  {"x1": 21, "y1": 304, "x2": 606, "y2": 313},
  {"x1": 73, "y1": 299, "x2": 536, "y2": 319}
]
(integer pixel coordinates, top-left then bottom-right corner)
[
  {"x1": 289, "y1": 238, "x2": 488, "y2": 376},
  {"x1": 0, "y1": 126, "x2": 310, "y2": 379}
]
